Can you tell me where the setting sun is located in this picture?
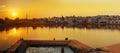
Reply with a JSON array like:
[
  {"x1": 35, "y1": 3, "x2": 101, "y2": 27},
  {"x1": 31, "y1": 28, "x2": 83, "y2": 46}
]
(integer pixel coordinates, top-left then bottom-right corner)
[{"x1": 12, "y1": 12, "x2": 17, "y2": 17}]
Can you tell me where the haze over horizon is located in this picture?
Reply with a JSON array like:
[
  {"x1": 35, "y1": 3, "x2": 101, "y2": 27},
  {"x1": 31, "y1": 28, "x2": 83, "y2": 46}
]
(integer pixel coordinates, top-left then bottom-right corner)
[{"x1": 1, "y1": 0, "x2": 120, "y2": 19}]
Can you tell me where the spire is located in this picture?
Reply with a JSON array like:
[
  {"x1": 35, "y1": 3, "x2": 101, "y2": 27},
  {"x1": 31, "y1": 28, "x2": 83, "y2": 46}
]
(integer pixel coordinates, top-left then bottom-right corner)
[{"x1": 26, "y1": 12, "x2": 28, "y2": 19}]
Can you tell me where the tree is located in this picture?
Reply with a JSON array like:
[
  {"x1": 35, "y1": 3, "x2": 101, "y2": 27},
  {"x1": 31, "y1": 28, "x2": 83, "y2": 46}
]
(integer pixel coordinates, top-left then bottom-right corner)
[{"x1": 0, "y1": 19, "x2": 5, "y2": 24}]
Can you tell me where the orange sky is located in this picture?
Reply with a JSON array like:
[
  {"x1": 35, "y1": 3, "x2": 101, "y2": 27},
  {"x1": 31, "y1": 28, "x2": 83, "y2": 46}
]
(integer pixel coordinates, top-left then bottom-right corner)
[{"x1": 1, "y1": 0, "x2": 120, "y2": 19}]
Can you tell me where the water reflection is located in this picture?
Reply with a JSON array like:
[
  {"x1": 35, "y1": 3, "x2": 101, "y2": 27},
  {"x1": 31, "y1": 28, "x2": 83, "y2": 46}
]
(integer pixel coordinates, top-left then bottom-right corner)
[
  {"x1": 1, "y1": 25, "x2": 120, "y2": 32},
  {"x1": 0, "y1": 28, "x2": 22, "y2": 50},
  {"x1": 0, "y1": 25, "x2": 120, "y2": 50},
  {"x1": 13, "y1": 28, "x2": 16, "y2": 34}
]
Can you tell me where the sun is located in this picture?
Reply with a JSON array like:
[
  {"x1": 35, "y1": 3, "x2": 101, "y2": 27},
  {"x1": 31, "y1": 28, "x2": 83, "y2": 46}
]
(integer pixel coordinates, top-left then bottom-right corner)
[{"x1": 12, "y1": 12, "x2": 17, "y2": 17}]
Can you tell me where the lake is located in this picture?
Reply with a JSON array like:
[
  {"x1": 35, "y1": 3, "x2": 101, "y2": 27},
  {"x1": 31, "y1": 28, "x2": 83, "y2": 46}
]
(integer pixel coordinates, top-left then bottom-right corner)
[{"x1": 0, "y1": 25, "x2": 120, "y2": 50}]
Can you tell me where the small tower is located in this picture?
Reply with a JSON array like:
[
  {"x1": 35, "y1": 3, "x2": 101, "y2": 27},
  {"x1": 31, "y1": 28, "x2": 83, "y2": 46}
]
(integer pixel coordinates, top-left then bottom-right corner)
[{"x1": 26, "y1": 12, "x2": 28, "y2": 19}]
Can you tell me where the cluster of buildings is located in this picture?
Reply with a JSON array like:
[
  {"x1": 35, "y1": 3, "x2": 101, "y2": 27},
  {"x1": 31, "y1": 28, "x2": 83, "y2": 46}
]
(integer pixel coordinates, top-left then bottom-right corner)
[
  {"x1": 48, "y1": 15, "x2": 120, "y2": 25},
  {"x1": 1, "y1": 15, "x2": 120, "y2": 26},
  {"x1": 87, "y1": 15, "x2": 120, "y2": 24}
]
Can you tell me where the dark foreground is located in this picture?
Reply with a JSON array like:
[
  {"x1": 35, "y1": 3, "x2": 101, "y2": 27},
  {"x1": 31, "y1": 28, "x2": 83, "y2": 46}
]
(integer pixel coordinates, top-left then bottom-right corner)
[{"x1": 0, "y1": 39, "x2": 109, "y2": 53}]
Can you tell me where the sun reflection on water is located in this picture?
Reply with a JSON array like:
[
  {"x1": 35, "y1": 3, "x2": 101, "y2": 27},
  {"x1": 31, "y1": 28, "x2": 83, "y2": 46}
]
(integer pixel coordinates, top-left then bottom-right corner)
[
  {"x1": 13, "y1": 28, "x2": 17, "y2": 34},
  {"x1": 9, "y1": 28, "x2": 20, "y2": 37},
  {"x1": 0, "y1": 28, "x2": 22, "y2": 41},
  {"x1": 0, "y1": 28, "x2": 23, "y2": 50}
]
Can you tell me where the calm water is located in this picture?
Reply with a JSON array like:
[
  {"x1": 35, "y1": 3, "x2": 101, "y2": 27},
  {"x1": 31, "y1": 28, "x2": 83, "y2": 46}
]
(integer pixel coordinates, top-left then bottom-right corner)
[{"x1": 0, "y1": 25, "x2": 120, "y2": 50}]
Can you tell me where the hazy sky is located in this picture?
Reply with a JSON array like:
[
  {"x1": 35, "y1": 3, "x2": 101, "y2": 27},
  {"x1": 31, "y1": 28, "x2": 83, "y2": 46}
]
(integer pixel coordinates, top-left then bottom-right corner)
[{"x1": 1, "y1": 0, "x2": 120, "y2": 19}]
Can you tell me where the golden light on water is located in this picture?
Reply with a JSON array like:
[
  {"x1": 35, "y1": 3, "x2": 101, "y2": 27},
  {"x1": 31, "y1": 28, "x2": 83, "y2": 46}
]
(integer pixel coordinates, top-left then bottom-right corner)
[
  {"x1": 0, "y1": 28, "x2": 20, "y2": 42},
  {"x1": 13, "y1": 28, "x2": 17, "y2": 34},
  {"x1": 8, "y1": 28, "x2": 20, "y2": 37}
]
